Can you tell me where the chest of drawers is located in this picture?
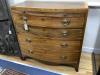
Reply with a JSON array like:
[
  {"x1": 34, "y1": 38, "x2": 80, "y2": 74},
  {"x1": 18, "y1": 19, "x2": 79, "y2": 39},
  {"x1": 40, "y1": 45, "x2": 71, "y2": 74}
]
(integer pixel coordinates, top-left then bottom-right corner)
[{"x1": 11, "y1": 1, "x2": 88, "y2": 72}]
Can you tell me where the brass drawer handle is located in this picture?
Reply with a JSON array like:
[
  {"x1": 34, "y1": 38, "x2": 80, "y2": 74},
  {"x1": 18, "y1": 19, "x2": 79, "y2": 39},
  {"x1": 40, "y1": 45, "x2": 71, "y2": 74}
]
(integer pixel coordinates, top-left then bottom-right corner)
[
  {"x1": 28, "y1": 49, "x2": 33, "y2": 53},
  {"x1": 26, "y1": 38, "x2": 32, "y2": 43},
  {"x1": 62, "y1": 18, "x2": 70, "y2": 27},
  {"x1": 62, "y1": 30, "x2": 68, "y2": 36},
  {"x1": 60, "y1": 56, "x2": 67, "y2": 59},
  {"x1": 60, "y1": 43, "x2": 68, "y2": 47}
]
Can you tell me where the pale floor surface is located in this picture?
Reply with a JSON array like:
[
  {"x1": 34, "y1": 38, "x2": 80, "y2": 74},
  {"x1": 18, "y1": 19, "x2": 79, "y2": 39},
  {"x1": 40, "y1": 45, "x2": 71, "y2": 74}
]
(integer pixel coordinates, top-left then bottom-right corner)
[{"x1": 0, "y1": 52, "x2": 92, "y2": 75}]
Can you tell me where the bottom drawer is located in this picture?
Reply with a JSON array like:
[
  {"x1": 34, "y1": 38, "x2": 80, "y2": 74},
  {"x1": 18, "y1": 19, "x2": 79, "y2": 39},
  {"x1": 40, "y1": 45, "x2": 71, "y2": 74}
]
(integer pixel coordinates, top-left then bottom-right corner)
[{"x1": 21, "y1": 47, "x2": 80, "y2": 64}]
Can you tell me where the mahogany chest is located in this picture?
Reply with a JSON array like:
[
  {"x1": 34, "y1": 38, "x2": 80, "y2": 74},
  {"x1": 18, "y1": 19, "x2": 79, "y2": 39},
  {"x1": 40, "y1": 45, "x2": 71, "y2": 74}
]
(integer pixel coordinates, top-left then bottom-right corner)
[{"x1": 11, "y1": 1, "x2": 88, "y2": 71}]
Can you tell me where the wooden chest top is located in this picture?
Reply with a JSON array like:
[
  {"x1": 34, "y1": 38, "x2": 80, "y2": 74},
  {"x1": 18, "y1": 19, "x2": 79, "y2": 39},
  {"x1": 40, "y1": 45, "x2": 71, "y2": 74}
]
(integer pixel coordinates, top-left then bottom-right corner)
[{"x1": 11, "y1": 1, "x2": 88, "y2": 13}]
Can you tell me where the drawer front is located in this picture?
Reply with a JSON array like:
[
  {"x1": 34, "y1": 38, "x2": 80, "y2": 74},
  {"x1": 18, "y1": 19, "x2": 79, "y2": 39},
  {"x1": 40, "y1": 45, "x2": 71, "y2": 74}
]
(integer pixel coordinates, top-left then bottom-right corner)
[
  {"x1": 14, "y1": 25, "x2": 83, "y2": 41},
  {"x1": 17, "y1": 33, "x2": 82, "y2": 53},
  {"x1": 43, "y1": 52, "x2": 80, "y2": 64},
  {"x1": 11, "y1": 10, "x2": 85, "y2": 28},
  {"x1": 21, "y1": 43, "x2": 80, "y2": 63}
]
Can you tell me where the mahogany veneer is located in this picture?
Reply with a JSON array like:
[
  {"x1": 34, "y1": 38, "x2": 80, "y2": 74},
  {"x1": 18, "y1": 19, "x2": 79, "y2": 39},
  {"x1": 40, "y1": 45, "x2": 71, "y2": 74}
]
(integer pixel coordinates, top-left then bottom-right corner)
[{"x1": 11, "y1": 1, "x2": 88, "y2": 71}]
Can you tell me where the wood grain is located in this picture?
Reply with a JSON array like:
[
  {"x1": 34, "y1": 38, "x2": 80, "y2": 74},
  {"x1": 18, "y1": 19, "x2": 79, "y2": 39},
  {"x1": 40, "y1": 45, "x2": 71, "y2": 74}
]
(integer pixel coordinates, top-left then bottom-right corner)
[
  {"x1": 11, "y1": 10, "x2": 85, "y2": 28},
  {"x1": 10, "y1": 1, "x2": 88, "y2": 72},
  {"x1": 17, "y1": 33, "x2": 82, "y2": 52},
  {"x1": 14, "y1": 25, "x2": 83, "y2": 41},
  {"x1": 11, "y1": 1, "x2": 88, "y2": 13}
]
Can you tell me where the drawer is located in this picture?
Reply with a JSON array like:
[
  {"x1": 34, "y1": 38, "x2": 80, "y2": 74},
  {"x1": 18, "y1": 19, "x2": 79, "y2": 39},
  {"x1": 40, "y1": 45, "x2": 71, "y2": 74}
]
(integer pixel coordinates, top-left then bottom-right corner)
[
  {"x1": 44, "y1": 52, "x2": 80, "y2": 64},
  {"x1": 15, "y1": 25, "x2": 83, "y2": 41},
  {"x1": 11, "y1": 10, "x2": 85, "y2": 28},
  {"x1": 21, "y1": 44, "x2": 80, "y2": 64},
  {"x1": 17, "y1": 33, "x2": 82, "y2": 53}
]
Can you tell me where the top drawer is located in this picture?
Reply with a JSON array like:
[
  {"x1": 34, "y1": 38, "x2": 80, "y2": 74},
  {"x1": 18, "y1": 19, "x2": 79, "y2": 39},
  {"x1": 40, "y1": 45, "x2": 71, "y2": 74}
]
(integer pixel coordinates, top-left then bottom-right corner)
[{"x1": 11, "y1": 10, "x2": 85, "y2": 28}]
